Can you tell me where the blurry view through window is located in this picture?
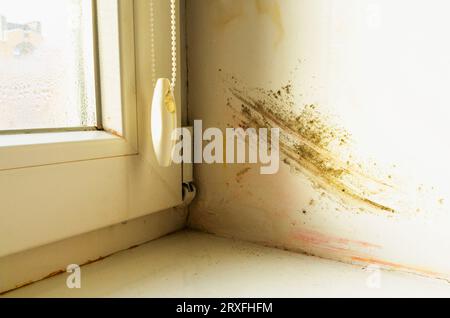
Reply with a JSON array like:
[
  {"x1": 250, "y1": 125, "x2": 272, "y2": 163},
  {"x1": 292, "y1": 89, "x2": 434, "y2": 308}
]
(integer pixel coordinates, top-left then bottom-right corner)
[{"x1": 0, "y1": 0, "x2": 96, "y2": 131}]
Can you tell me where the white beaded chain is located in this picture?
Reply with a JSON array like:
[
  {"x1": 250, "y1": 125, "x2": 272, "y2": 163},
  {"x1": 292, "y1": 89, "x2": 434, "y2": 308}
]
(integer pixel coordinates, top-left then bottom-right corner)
[
  {"x1": 149, "y1": 0, "x2": 156, "y2": 87},
  {"x1": 169, "y1": 0, "x2": 177, "y2": 92},
  {"x1": 149, "y1": 0, "x2": 177, "y2": 92}
]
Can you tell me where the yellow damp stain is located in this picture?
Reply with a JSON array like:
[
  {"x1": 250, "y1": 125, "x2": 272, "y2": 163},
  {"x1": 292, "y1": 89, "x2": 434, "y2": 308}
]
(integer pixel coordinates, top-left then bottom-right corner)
[
  {"x1": 255, "y1": 0, "x2": 284, "y2": 45},
  {"x1": 213, "y1": 0, "x2": 245, "y2": 29}
]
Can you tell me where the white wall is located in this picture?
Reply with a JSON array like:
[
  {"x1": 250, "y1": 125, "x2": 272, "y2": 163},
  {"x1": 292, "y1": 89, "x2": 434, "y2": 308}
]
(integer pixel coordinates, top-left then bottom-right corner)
[{"x1": 187, "y1": 0, "x2": 450, "y2": 279}]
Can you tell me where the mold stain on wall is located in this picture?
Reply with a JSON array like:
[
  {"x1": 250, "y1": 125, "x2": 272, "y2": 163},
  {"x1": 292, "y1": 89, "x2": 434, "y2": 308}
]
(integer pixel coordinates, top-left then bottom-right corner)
[
  {"x1": 188, "y1": 0, "x2": 450, "y2": 283},
  {"x1": 224, "y1": 75, "x2": 403, "y2": 215}
]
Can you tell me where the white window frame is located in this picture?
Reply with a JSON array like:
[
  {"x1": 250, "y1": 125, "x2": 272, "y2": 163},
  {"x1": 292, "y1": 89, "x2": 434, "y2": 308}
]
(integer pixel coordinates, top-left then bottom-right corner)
[
  {"x1": 0, "y1": 0, "x2": 183, "y2": 257},
  {"x1": 0, "y1": 0, "x2": 138, "y2": 171}
]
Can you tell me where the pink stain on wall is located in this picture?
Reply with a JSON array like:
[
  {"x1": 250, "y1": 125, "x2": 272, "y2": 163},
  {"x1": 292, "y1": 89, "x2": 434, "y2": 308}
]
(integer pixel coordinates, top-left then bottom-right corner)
[{"x1": 291, "y1": 229, "x2": 381, "y2": 252}]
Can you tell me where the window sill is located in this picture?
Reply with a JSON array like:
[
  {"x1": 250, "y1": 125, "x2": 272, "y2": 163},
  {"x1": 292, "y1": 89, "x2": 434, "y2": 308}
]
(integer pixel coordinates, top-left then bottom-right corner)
[
  {"x1": 4, "y1": 230, "x2": 450, "y2": 298},
  {"x1": 0, "y1": 130, "x2": 138, "y2": 171},
  {"x1": 0, "y1": 130, "x2": 118, "y2": 148}
]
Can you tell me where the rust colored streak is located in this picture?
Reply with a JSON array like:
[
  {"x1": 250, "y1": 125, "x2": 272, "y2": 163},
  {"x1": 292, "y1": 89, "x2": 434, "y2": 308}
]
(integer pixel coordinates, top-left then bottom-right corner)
[
  {"x1": 351, "y1": 256, "x2": 442, "y2": 279},
  {"x1": 292, "y1": 229, "x2": 382, "y2": 251}
]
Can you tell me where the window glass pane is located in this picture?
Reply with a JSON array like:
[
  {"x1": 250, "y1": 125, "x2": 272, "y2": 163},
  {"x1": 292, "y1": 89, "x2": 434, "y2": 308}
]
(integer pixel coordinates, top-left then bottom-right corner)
[{"x1": 0, "y1": 0, "x2": 96, "y2": 131}]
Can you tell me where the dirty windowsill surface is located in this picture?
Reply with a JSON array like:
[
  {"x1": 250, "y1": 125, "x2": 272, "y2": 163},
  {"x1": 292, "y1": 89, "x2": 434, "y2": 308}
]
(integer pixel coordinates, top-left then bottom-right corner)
[{"x1": 4, "y1": 230, "x2": 450, "y2": 298}]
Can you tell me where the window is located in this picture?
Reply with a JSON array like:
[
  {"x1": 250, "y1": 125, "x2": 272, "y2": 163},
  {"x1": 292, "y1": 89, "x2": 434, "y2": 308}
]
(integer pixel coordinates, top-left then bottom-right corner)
[
  {"x1": 0, "y1": 0, "x2": 183, "y2": 258},
  {"x1": 0, "y1": 0, "x2": 97, "y2": 131},
  {"x1": 0, "y1": 0, "x2": 133, "y2": 171}
]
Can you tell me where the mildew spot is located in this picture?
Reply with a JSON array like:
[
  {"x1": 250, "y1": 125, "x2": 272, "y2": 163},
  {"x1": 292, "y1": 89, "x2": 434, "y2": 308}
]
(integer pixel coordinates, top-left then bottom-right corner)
[
  {"x1": 237, "y1": 167, "x2": 252, "y2": 178},
  {"x1": 225, "y1": 76, "x2": 398, "y2": 214},
  {"x1": 236, "y1": 167, "x2": 252, "y2": 183}
]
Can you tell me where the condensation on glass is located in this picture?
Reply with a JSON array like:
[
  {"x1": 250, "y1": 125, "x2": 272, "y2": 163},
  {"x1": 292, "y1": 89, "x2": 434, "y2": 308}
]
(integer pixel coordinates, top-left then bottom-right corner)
[{"x1": 0, "y1": 0, "x2": 96, "y2": 131}]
